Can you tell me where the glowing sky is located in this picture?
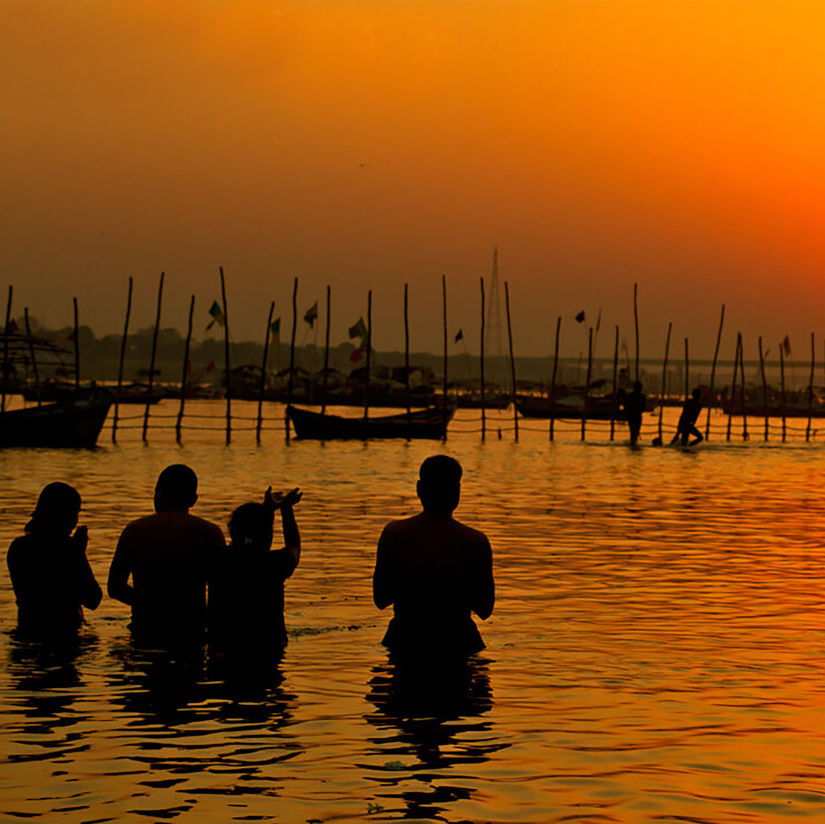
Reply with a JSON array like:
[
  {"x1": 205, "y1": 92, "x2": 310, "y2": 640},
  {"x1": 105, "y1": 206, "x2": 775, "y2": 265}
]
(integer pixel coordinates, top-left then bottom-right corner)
[{"x1": 3, "y1": 0, "x2": 825, "y2": 358}]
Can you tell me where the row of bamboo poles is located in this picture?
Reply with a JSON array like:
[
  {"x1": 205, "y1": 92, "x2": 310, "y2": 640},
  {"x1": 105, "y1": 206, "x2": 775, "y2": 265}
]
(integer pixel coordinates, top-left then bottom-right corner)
[{"x1": 6, "y1": 272, "x2": 825, "y2": 445}]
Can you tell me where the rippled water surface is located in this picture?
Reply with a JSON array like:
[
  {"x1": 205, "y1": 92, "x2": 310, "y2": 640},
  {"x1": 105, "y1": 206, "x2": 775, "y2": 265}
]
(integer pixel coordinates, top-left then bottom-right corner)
[{"x1": 1, "y1": 402, "x2": 824, "y2": 823}]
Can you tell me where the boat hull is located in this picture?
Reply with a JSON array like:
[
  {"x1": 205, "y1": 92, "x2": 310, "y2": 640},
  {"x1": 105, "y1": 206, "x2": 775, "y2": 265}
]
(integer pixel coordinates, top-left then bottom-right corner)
[
  {"x1": 0, "y1": 399, "x2": 111, "y2": 448},
  {"x1": 287, "y1": 405, "x2": 452, "y2": 440}
]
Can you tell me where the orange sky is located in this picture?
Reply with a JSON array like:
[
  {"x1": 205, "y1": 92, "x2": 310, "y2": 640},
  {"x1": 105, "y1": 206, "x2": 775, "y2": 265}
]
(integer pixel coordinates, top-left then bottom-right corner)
[{"x1": 3, "y1": 0, "x2": 825, "y2": 358}]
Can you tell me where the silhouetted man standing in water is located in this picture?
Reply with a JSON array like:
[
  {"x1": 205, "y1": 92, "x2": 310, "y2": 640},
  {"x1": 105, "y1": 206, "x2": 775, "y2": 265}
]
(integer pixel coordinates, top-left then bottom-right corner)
[
  {"x1": 671, "y1": 388, "x2": 705, "y2": 446},
  {"x1": 373, "y1": 456, "x2": 494, "y2": 657},
  {"x1": 108, "y1": 464, "x2": 225, "y2": 648},
  {"x1": 623, "y1": 381, "x2": 646, "y2": 444}
]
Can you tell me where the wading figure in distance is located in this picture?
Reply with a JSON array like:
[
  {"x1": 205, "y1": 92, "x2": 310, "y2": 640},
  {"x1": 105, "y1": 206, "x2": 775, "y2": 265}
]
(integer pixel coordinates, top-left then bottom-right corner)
[
  {"x1": 672, "y1": 388, "x2": 705, "y2": 447},
  {"x1": 108, "y1": 464, "x2": 225, "y2": 648},
  {"x1": 373, "y1": 455, "x2": 494, "y2": 658},
  {"x1": 7, "y1": 482, "x2": 102, "y2": 641},
  {"x1": 623, "y1": 381, "x2": 647, "y2": 444}
]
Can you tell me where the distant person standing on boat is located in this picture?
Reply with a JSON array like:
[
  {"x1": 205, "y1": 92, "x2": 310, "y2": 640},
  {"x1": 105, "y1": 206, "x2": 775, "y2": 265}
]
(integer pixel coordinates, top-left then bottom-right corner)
[
  {"x1": 373, "y1": 455, "x2": 494, "y2": 657},
  {"x1": 7, "y1": 483, "x2": 102, "y2": 641},
  {"x1": 623, "y1": 381, "x2": 647, "y2": 444},
  {"x1": 672, "y1": 388, "x2": 704, "y2": 446},
  {"x1": 108, "y1": 464, "x2": 225, "y2": 648},
  {"x1": 208, "y1": 486, "x2": 302, "y2": 657}
]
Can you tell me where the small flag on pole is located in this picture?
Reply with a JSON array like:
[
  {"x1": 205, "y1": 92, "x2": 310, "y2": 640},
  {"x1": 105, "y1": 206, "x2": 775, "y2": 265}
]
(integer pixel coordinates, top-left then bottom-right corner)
[
  {"x1": 348, "y1": 317, "x2": 367, "y2": 339},
  {"x1": 270, "y1": 318, "x2": 281, "y2": 340},
  {"x1": 350, "y1": 343, "x2": 365, "y2": 362},
  {"x1": 206, "y1": 300, "x2": 225, "y2": 330},
  {"x1": 304, "y1": 302, "x2": 319, "y2": 328},
  {"x1": 454, "y1": 329, "x2": 464, "y2": 343},
  {"x1": 782, "y1": 335, "x2": 792, "y2": 357},
  {"x1": 575, "y1": 310, "x2": 585, "y2": 324}
]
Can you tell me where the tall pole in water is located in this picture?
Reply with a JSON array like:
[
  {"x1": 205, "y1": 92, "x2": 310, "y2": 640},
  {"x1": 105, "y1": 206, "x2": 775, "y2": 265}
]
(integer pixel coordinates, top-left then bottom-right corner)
[
  {"x1": 321, "y1": 285, "x2": 331, "y2": 415},
  {"x1": 364, "y1": 289, "x2": 372, "y2": 420},
  {"x1": 706, "y1": 303, "x2": 725, "y2": 441},
  {"x1": 73, "y1": 296, "x2": 80, "y2": 391},
  {"x1": 256, "y1": 300, "x2": 275, "y2": 444},
  {"x1": 479, "y1": 277, "x2": 486, "y2": 442},
  {"x1": 24, "y1": 308, "x2": 40, "y2": 405},
  {"x1": 485, "y1": 247, "x2": 505, "y2": 389},
  {"x1": 658, "y1": 322, "x2": 672, "y2": 444},
  {"x1": 1, "y1": 285, "x2": 11, "y2": 414},
  {"x1": 442, "y1": 274, "x2": 448, "y2": 438},
  {"x1": 504, "y1": 280, "x2": 518, "y2": 441},
  {"x1": 142, "y1": 273, "x2": 164, "y2": 444},
  {"x1": 177, "y1": 295, "x2": 195, "y2": 445},
  {"x1": 220, "y1": 267, "x2": 231, "y2": 446},
  {"x1": 112, "y1": 276, "x2": 133, "y2": 444},
  {"x1": 633, "y1": 282, "x2": 640, "y2": 382},
  {"x1": 549, "y1": 317, "x2": 561, "y2": 442},
  {"x1": 404, "y1": 283, "x2": 411, "y2": 436},
  {"x1": 286, "y1": 277, "x2": 297, "y2": 442}
]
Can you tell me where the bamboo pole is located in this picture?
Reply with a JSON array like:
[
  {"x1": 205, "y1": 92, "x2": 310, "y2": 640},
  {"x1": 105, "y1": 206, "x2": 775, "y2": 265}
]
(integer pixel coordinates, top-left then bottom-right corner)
[
  {"x1": 321, "y1": 286, "x2": 331, "y2": 415},
  {"x1": 549, "y1": 316, "x2": 561, "y2": 442},
  {"x1": 220, "y1": 267, "x2": 231, "y2": 446},
  {"x1": 405, "y1": 283, "x2": 412, "y2": 437},
  {"x1": 758, "y1": 336, "x2": 769, "y2": 442},
  {"x1": 442, "y1": 274, "x2": 448, "y2": 438},
  {"x1": 779, "y1": 340, "x2": 787, "y2": 442},
  {"x1": 479, "y1": 277, "x2": 486, "y2": 442},
  {"x1": 286, "y1": 277, "x2": 297, "y2": 442},
  {"x1": 364, "y1": 289, "x2": 372, "y2": 419},
  {"x1": 657, "y1": 322, "x2": 672, "y2": 444},
  {"x1": 24, "y1": 308, "x2": 39, "y2": 406},
  {"x1": 806, "y1": 331, "x2": 815, "y2": 442},
  {"x1": 633, "y1": 282, "x2": 640, "y2": 382},
  {"x1": 727, "y1": 334, "x2": 739, "y2": 442},
  {"x1": 73, "y1": 296, "x2": 80, "y2": 391},
  {"x1": 176, "y1": 295, "x2": 195, "y2": 445},
  {"x1": 738, "y1": 332, "x2": 749, "y2": 441},
  {"x1": 112, "y1": 276, "x2": 133, "y2": 444},
  {"x1": 582, "y1": 326, "x2": 593, "y2": 441},
  {"x1": 684, "y1": 338, "x2": 689, "y2": 399},
  {"x1": 1, "y1": 285, "x2": 11, "y2": 414},
  {"x1": 705, "y1": 303, "x2": 725, "y2": 440},
  {"x1": 255, "y1": 300, "x2": 274, "y2": 444},
  {"x1": 504, "y1": 280, "x2": 518, "y2": 441},
  {"x1": 142, "y1": 273, "x2": 164, "y2": 443},
  {"x1": 610, "y1": 325, "x2": 619, "y2": 440}
]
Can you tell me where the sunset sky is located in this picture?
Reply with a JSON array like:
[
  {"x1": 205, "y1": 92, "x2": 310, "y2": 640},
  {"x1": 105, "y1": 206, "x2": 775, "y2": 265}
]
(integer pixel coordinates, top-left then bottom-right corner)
[{"x1": 4, "y1": 0, "x2": 825, "y2": 359}]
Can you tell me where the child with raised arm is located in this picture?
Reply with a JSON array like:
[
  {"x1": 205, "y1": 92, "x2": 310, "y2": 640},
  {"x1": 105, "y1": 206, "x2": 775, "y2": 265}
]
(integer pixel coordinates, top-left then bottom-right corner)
[{"x1": 208, "y1": 487, "x2": 302, "y2": 657}]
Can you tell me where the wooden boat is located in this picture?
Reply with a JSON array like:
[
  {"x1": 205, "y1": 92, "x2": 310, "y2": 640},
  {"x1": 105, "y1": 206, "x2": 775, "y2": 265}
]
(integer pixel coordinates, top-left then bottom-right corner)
[
  {"x1": 516, "y1": 394, "x2": 624, "y2": 420},
  {"x1": 0, "y1": 395, "x2": 111, "y2": 448},
  {"x1": 286, "y1": 405, "x2": 453, "y2": 440}
]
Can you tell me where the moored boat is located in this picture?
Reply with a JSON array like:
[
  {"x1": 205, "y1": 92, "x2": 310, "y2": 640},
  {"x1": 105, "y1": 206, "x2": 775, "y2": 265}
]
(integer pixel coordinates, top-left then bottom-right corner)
[
  {"x1": 0, "y1": 395, "x2": 111, "y2": 448},
  {"x1": 286, "y1": 405, "x2": 453, "y2": 440}
]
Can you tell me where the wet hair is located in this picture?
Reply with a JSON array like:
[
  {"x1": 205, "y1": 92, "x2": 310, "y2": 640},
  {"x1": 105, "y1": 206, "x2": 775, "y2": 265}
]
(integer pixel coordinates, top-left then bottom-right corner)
[
  {"x1": 228, "y1": 503, "x2": 273, "y2": 551},
  {"x1": 26, "y1": 482, "x2": 81, "y2": 535},
  {"x1": 155, "y1": 464, "x2": 198, "y2": 509},
  {"x1": 418, "y1": 455, "x2": 462, "y2": 513}
]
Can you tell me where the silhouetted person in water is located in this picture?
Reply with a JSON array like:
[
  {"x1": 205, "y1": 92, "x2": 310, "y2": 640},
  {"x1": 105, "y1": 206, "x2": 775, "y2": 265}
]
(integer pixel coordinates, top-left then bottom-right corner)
[
  {"x1": 672, "y1": 388, "x2": 704, "y2": 446},
  {"x1": 373, "y1": 455, "x2": 494, "y2": 658},
  {"x1": 209, "y1": 487, "x2": 302, "y2": 657},
  {"x1": 623, "y1": 381, "x2": 646, "y2": 444},
  {"x1": 108, "y1": 464, "x2": 225, "y2": 648},
  {"x1": 7, "y1": 483, "x2": 102, "y2": 641}
]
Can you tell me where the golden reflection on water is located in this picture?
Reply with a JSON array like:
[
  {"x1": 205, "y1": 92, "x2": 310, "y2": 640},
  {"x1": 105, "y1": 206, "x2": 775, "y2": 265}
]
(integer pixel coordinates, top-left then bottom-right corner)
[{"x1": 0, "y1": 402, "x2": 824, "y2": 822}]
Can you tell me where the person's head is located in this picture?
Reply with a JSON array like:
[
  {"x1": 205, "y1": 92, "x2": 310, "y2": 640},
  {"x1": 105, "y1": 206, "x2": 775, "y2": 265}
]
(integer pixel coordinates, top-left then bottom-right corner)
[
  {"x1": 417, "y1": 455, "x2": 462, "y2": 515},
  {"x1": 228, "y1": 503, "x2": 273, "y2": 552},
  {"x1": 154, "y1": 464, "x2": 198, "y2": 512},
  {"x1": 26, "y1": 482, "x2": 81, "y2": 536},
  {"x1": 692, "y1": 388, "x2": 702, "y2": 400},
  {"x1": 633, "y1": 381, "x2": 643, "y2": 392}
]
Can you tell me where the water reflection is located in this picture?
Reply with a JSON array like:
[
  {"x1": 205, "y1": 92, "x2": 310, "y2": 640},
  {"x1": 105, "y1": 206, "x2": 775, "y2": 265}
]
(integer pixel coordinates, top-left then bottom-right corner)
[{"x1": 364, "y1": 654, "x2": 503, "y2": 820}]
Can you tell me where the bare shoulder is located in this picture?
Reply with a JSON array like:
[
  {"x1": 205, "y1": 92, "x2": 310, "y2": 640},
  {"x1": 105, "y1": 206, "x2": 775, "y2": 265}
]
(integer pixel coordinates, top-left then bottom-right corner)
[
  {"x1": 452, "y1": 519, "x2": 492, "y2": 551},
  {"x1": 380, "y1": 515, "x2": 419, "y2": 539},
  {"x1": 187, "y1": 514, "x2": 226, "y2": 544}
]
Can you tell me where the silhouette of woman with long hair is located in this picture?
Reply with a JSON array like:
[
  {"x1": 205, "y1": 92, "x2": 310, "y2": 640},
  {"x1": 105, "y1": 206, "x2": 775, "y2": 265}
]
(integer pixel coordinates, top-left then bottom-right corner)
[{"x1": 7, "y1": 482, "x2": 102, "y2": 641}]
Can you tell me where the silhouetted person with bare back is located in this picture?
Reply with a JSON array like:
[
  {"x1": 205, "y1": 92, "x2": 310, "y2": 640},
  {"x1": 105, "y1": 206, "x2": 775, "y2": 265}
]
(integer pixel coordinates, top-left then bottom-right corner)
[
  {"x1": 108, "y1": 465, "x2": 225, "y2": 648},
  {"x1": 7, "y1": 483, "x2": 102, "y2": 641},
  {"x1": 623, "y1": 381, "x2": 646, "y2": 444},
  {"x1": 373, "y1": 456, "x2": 494, "y2": 658},
  {"x1": 671, "y1": 388, "x2": 704, "y2": 446}
]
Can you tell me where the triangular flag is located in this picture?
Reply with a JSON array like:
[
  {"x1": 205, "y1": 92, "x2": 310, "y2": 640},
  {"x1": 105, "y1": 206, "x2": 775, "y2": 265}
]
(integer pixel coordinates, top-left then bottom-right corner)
[
  {"x1": 454, "y1": 329, "x2": 464, "y2": 343},
  {"x1": 270, "y1": 318, "x2": 281, "y2": 339},
  {"x1": 575, "y1": 310, "x2": 585, "y2": 324},
  {"x1": 782, "y1": 335, "x2": 792, "y2": 357},
  {"x1": 206, "y1": 300, "x2": 225, "y2": 330},
  {"x1": 349, "y1": 317, "x2": 367, "y2": 339},
  {"x1": 304, "y1": 302, "x2": 318, "y2": 327}
]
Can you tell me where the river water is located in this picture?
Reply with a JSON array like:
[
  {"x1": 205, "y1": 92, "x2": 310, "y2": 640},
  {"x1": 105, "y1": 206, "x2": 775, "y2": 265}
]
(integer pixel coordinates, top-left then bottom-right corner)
[{"x1": 1, "y1": 402, "x2": 824, "y2": 823}]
